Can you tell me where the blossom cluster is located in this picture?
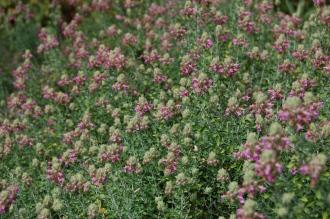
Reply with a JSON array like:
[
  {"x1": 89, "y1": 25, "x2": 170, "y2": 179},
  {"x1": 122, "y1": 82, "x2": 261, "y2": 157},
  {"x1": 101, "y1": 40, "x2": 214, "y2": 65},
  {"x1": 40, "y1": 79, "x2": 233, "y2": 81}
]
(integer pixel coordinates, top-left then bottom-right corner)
[{"x1": 0, "y1": 0, "x2": 329, "y2": 218}]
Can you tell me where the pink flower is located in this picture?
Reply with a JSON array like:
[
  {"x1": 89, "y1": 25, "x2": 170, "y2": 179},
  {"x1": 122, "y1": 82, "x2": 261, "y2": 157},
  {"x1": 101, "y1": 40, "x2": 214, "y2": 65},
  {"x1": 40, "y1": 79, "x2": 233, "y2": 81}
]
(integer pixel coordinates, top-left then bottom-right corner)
[
  {"x1": 313, "y1": 0, "x2": 325, "y2": 6},
  {"x1": 273, "y1": 35, "x2": 289, "y2": 53},
  {"x1": 210, "y1": 57, "x2": 240, "y2": 77},
  {"x1": 123, "y1": 157, "x2": 142, "y2": 174},
  {"x1": 299, "y1": 153, "x2": 327, "y2": 187},
  {"x1": 160, "y1": 106, "x2": 174, "y2": 120},
  {"x1": 191, "y1": 74, "x2": 213, "y2": 95},
  {"x1": 180, "y1": 60, "x2": 196, "y2": 76},
  {"x1": 135, "y1": 98, "x2": 153, "y2": 117},
  {"x1": 255, "y1": 150, "x2": 283, "y2": 183},
  {"x1": 213, "y1": 13, "x2": 228, "y2": 25},
  {"x1": 47, "y1": 159, "x2": 65, "y2": 185},
  {"x1": 278, "y1": 95, "x2": 323, "y2": 131},
  {"x1": 278, "y1": 60, "x2": 296, "y2": 73},
  {"x1": 98, "y1": 144, "x2": 123, "y2": 163},
  {"x1": 0, "y1": 185, "x2": 19, "y2": 215},
  {"x1": 238, "y1": 11, "x2": 259, "y2": 34},
  {"x1": 37, "y1": 28, "x2": 59, "y2": 53}
]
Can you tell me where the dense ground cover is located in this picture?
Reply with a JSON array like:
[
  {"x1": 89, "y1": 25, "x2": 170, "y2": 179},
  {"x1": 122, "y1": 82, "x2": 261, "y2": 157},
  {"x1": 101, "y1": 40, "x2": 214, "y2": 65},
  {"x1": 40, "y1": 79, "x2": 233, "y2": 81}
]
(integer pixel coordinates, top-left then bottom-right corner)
[{"x1": 0, "y1": 0, "x2": 330, "y2": 218}]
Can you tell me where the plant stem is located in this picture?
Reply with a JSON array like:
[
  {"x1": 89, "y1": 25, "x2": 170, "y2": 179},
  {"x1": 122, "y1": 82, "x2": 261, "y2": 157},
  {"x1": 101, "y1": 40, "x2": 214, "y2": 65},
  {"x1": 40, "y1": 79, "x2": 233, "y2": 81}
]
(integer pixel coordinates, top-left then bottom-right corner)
[
  {"x1": 285, "y1": 0, "x2": 294, "y2": 14},
  {"x1": 296, "y1": 0, "x2": 306, "y2": 17}
]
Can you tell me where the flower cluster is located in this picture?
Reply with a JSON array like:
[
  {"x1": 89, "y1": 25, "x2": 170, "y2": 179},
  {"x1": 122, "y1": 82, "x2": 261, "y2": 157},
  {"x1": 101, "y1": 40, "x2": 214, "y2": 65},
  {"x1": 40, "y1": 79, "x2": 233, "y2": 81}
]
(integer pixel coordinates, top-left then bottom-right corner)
[
  {"x1": 278, "y1": 93, "x2": 323, "y2": 131},
  {"x1": 37, "y1": 28, "x2": 59, "y2": 53},
  {"x1": 299, "y1": 153, "x2": 327, "y2": 187},
  {"x1": 1, "y1": 0, "x2": 330, "y2": 218},
  {"x1": 0, "y1": 185, "x2": 19, "y2": 214},
  {"x1": 210, "y1": 57, "x2": 240, "y2": 77}
]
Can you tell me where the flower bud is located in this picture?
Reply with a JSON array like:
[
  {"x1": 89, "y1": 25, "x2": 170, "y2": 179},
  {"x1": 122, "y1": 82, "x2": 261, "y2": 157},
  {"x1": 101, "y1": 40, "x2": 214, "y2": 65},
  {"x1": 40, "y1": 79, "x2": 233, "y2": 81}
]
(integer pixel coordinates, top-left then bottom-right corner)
[
  {"x1": 269, "y1": 122, "x2": 283, "y2": 136},
  {"x1": 282, "y1": 192, "x2": 294, "y2": 204},
  {"x1": 277, "y1": 207, "x2": 288, "y2": 217}
]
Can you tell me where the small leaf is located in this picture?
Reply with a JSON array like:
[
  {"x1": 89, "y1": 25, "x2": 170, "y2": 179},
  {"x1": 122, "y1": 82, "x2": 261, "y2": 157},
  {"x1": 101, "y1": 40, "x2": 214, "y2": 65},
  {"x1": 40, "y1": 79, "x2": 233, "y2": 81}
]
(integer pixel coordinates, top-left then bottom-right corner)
[
  {"x1": 322, "y1": 212, "x2": 328, "y2": 219},
  {"x1": 301, "y1": 196, "x2": 308, "y2": 202},
  {"x1": 316, "y1": 190, "x2": 322, "y2": 200}
]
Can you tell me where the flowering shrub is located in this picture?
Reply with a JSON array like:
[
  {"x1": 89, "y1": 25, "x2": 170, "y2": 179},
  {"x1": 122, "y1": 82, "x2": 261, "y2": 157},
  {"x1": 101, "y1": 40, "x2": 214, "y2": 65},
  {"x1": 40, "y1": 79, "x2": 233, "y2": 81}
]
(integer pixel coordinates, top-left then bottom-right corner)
[{"x1": 0, "y1": 0, "x2": 330, "y2": 218}]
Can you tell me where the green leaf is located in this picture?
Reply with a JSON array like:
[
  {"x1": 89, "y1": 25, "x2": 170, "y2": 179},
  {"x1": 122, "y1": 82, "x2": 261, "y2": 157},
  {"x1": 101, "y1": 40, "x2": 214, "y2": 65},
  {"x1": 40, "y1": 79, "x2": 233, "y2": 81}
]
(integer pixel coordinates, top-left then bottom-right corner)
[
  {"x1": 301, "y1": 196, "x2": 308, "y2": 203},
  {"x1": 316, "y1": 190, "x2": 322, "y2": 200}
]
